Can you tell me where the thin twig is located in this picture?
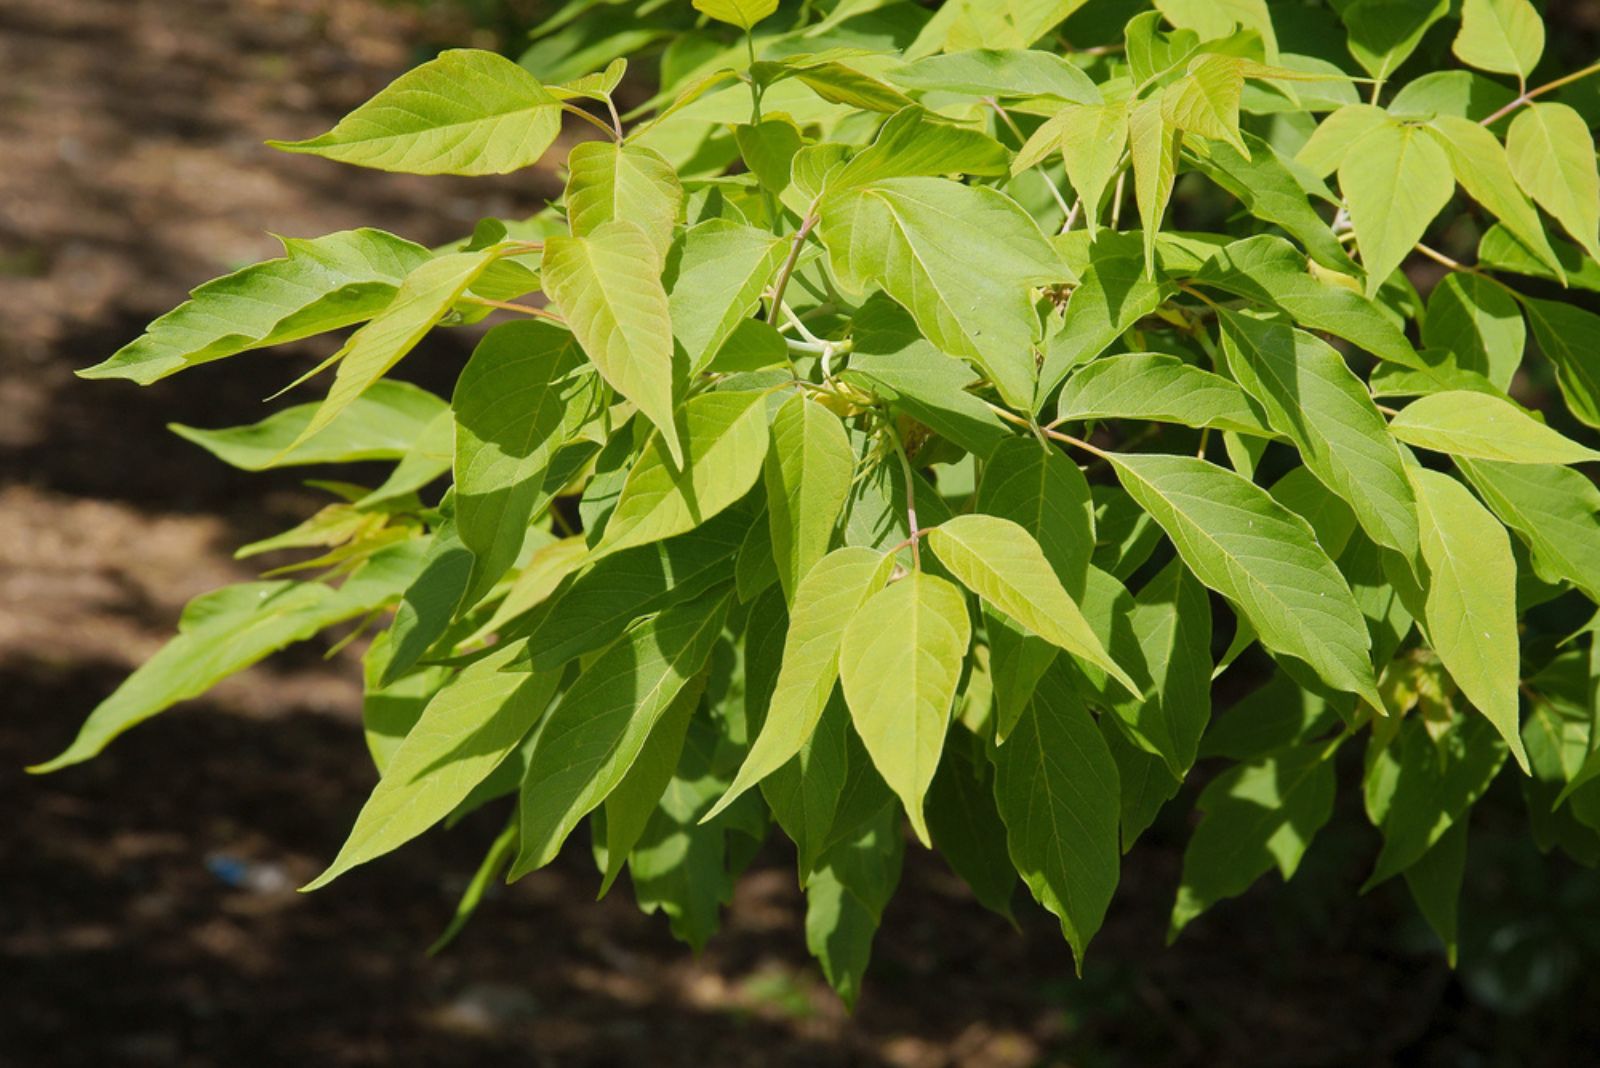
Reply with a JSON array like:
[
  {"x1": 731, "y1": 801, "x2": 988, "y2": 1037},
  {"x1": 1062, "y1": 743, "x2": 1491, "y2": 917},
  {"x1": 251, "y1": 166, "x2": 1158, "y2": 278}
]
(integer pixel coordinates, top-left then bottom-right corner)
[
  {"x1": 989, "y1": 98, "x2": 1073, "y2": 219},
  {"x1": 1480, "y1": 60, "x2": 1600, "y2": 127},
  {"x1": 886, "y1": 420, "x2": 922, "y2": 570},
  {"x1": 767, "y1": 213, "x2": 818, "y2": 323},
  {"x1": 461, "y1": 296, "x2": 565, "y2": 323},
  {"x1": 559, "y1": 102, "x2": 620, "y2": 141}
]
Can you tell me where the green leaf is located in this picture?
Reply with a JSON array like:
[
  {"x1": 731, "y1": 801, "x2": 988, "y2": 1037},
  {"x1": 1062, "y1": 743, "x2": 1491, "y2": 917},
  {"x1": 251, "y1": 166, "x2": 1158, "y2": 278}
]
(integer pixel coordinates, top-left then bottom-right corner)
[
  {"x1": 1107, "y1": 452, "x2": 1380, "y2": 705},
  {"x1": 1186, "y1": 133, "x2": 1355, "y2": 273},
  {"x1": 542, "y1": 220, "x2": 681, "y2": 462},
  {"x1": 711, "y1": 547, "x2": 895, "y2": 819},
  {"x1": 510, "y1": 588, "x2": 732, "y2": 876},
  {"x1": 594, "y1": 389, "x2": 770, "y2": 558},
  {"x1": 1154, "y1": 0, "x2": 1277, "y2": 59},
  {"x1": 1220, "y1": 309, "x2": 1420, "y2": 560},
  {"x1": 839, "y1": 570, "x2": 971, "y2": 845},
  {"x1": 1045, "y1": 102, "x2": 1126, "y2": 239},
  {"x1": 692, "y1": 0, "x2": 777, "y2": 31},
  {"x1": 1403, "y1": 819, "x2": 1467, "y2": 966},
  {"x1": 80, "y1": 229, "x2": 430, "y2": 384},
  {"x1": 1338, "y1": 119, "x2": 1453, "y2": 296},
  {"x1": 1340, "y1": 0, "x2": 1449, "y2": 83},
  {"x1": 908, "y1": 0, "x2": 1088, "y2": 57},
  {"x1": 1161, "y1": 54, "x2": 1248, "y2": 155},
  {"x1": 975, "y1": 439, "x2": 1095, "y2": 736},
  {"x1": 1056, "y1": 352, "x2": 1274, "y2": 437},
  {"x1": 1506, "y1": 103, "x2": 1600, "y2": 263},
  {"x1": 1169, "y1": 739, "x2": 1338, "y2": 938},
  {"x1": 765, "y1": 395, "x2": 856, "y2": 602},
  {"x1": 1296, "y1": 103, "x2": 1392, "y2": 177},
  {"x1": 518, "y1": 505, "x2": 751, "y2": 671},
  {"x1": 1391, "y1": 391, "x2": 1600, "y2": 465},
  {"x1": 1420, "y1": 271, "x2": 1526, "y2": 390},
  {"x1": 1128, "y1": 96, "x2": 1180, "y2": 274},
  {"x1": 1102, "y1": 717, "x2": 1182, "y2": 853},
  {"x1": 270, "y1": 49, "x2": 563, "y2": 175},
  {"x1": 597, "y1": 674, "x2": 706, "y2": 895},
  {"x1": 1478, "y1": 224, "x2": 1599, "y2": 291},
  {"x1": 819, "y1": 177, "x2": 1063, "y2": 409},
  {"x1": 1424, "y1": 116, "x2": 1565, "y2": 282},
  {"x1": 453, "y1": 321, "x2": 601, "y2": 603},
  {"x1": 1192, "y1": 236, "x2": 1424, "y2": 370},
  {"x1": 1453, "y1": 0, "x2": 1544, "y2": 80},
  {"x1": 1036, "y1": 234, "x2": 1170, "y2": 402},
  {"x1": 172, "y1": 379, "x2": 446, "y2": 471},
  {"x1": 804, "y1": 806, "x2": 903, "y2": 1010},
  {"x1": 30, "y1": 565, "x2": 414, "y2": 773},
  {"x1": 928, "y1": 514, "x2": 1140, "y2": 697},
  {"x1": 991, "y1": 662, "x2": 1120, "y2": 968},
  {"x1": 829, "y1": 106, "x2": 1011, "y2": 191},
  {"x1": 1456, "y1": 459, "x2": 1600, "y2": 604},
  {"x1": 1363, "y1": 715, "x2": 1506, "y2": 889},
  {"x1": 1412, "y1": 468, "x2": 1530, "y2": 772},
  {"x1": 667, "y1": 221, "x2": 787, "y2": 374},
  {"x1": 565, "y1": 141, "x2": 683, "y2": 261},
  {"x1": 284, "y1": 247, "x2": 505, "y2": 453},
  {"x1": 887, "y1": 48, "x2": 1100, "y2": 102},
  {"x1": 380, "y1": 522, "x2": 474, "y2": 685},
  {"x1": 794, "y1": 62, "x2": 917, "y2": 114},
  {"x1": 926, "y1": 736, "x2": 1018, "y2": 920},
  {"x1": 1113, "y1": 559, "x2": 1214, "y2": 777},
  {"x1": 761, "y1": 691, "x2": 851, "y2": 881},
  {"x1": 1524, "y1": 296, "x2": 1600, "y2": 430},
  {"x1": 305, "y1": 641, "x2": 560, "y2": 889}
]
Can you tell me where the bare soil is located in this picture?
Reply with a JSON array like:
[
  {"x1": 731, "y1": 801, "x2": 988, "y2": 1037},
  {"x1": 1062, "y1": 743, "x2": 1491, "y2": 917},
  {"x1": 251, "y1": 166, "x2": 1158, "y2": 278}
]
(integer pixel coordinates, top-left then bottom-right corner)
[{"x1": 3, "y1": 3, "x2": 1598, "y2": 1065}]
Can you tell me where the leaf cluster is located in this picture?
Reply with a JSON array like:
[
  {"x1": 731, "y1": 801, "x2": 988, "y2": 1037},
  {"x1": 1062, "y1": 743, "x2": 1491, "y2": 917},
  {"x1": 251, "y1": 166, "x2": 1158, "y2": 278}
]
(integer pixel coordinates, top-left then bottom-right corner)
[{"x1": 36, "y1": 0, "x2": 1600, "y2": 998}]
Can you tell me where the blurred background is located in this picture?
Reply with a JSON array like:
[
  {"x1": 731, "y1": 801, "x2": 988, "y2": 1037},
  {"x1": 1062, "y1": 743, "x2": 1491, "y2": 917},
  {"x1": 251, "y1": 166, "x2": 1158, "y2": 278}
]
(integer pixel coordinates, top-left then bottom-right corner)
[{"x1": 5, "y1": 1, "x2": 1600, "y2": 1065}]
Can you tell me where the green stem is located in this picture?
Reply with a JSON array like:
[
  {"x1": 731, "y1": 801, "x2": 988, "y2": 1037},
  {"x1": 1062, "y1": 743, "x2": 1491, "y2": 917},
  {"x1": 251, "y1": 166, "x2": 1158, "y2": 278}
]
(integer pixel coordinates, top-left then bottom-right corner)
[
  {"x1": 559, "y1": 102, "x2": 620, "y2": 141},
  {"x1": 885, "y1": 417, "x2": 922, "y2": 571}
]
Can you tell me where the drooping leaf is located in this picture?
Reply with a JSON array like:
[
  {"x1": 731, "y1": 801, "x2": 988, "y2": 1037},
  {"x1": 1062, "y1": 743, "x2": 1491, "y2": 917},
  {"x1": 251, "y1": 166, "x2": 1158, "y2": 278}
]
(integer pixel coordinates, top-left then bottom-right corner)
[
  {"x1": 765, "y1": 395, "x2": 857, "y2": 603},
  {"x1": 306, "y1": 641, "x2": 560, "y2": 889},
  {"x1": 1424, "y1": 116, "x2": 1564, "y2": 281},
  {"x1": 172, "y1": 379, "x2": 446, "y2": 471},
  {"x1": 542, "y1": 220, "x2": 682, "y2": 462},
  {"x1": 819, "y1": 176, "x2": 1065, "y2": 409},
  {"x1": 270, "y1": 50, "x2": 564, "y2": 175},
  {"x1": 926, "y1": 734, "x2": 1018, "y2": 920},
  {"x1": 888, "y1": 48, "x2": 1100, "y2": 102},
  {"x1": 839, "y1": 570, "x2": 972, "y2": 845},
  {"x1": 711, "y1": 547, "x2": 895, "y2": 819},
  {"x1": 991, "y1": 662, "x2": 1120, "y2": 968},
  {"x1": 667, "y1": 221, "x2": 787, "y2": 374},
  {"x1": 1420, "y1": 270, "x2": 1526, "y2": 390},
  {"x1": 1505, "y1": 103, "x2": 1600, "y2": 263},
  {"x1": 1220, "y1": 309, "x2": 1419, "y2": 560},
  {"x1": 1338, "y1": 118, "x2": 1453, "y2": 297},
  {"x1": 1404, "y1": 819, "x2": 1467, "y2": 966},
  {"x1": 928, "y1": 514, "x2": 1140, "y2": 697},
  {"x1": 565, "y1": 141, "x2": 683, "y2": 261},
  {"x1": 1128, "y1": 96, "x2": 1180, "y2": 274},
  {"x1": 510, "y1": 588, "x2": 732, "y2": 876},
  {"x1": 1412, "y1": 468, "x2": 1529, "y2": 771},
  {"x1": 594, "y1": 389, "x2": 770, "y2": 558},
  {"x1": 1057, "y1": 352, "x2": 1273, "y2": 436},
  {"x1": 30, "y1": 549, "x2": 422, "y2": 773},
  {"x1": 693, "y1": 0, "x2": 778, "y2": 31},
  {"x1": 803, "y1": 805, "x2": 903, "y2": 1010},
  {"x1": 1453, "y1": 0, "x2": 1544, "y2": 79},
  {"x1": 1456, "y1": 458, "x2": 1600, "y2": 604},
  {"x1": 1390, "y1": 391, "x2": 1600, "y2": 465},
  {"x1": 1107, "y1": 452, "x2": 1379, "y2": 706},
  {"x1": 81, "y1": 230, "x2": 431, "y2": 384},
  {"x1": 1523, "y1": 296, "x2": 1600, "y2": 431},
  {"x1": 1169, "y1": 738, "x2": 1338, "y2": 938},
  {"x1": 453, "y1": 321, "x2": 602, "y2": 603}
]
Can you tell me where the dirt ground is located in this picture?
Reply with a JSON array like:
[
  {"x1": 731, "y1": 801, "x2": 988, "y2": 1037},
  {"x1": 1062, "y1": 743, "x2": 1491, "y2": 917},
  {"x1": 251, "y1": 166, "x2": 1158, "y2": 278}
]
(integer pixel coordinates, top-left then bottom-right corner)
[{"x1": 3, "y1": 2, "x2": 1599, "y2": 1065}]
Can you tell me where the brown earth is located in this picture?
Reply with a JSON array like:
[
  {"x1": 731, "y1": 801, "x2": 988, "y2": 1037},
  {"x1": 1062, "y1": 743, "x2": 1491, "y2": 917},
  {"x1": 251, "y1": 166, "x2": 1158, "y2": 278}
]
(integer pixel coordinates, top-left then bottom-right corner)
[{"x1": 3, "y1": 2, "x2": 1599, "y2": 1066}]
